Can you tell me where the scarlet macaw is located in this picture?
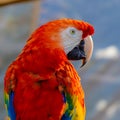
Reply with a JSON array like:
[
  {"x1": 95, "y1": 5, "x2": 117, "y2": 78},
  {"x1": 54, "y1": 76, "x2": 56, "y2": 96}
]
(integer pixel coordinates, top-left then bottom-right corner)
[{"x1": 4, "y1": 18, "x2": 94, "y2": 120}]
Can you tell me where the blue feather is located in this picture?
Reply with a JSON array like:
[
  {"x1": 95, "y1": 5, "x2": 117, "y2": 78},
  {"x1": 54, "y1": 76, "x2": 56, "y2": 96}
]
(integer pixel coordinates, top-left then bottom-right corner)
[
  {"x1": 8, "y1": 91, "x2": 16, "y2": 120},
  {"x1": 61, "y1": 114, "x2": 72, "y2": 120}
]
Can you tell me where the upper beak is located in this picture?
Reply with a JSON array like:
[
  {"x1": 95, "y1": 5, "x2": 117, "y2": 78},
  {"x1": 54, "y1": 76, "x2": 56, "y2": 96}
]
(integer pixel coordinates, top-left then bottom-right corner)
[{"x1": 67, "y1": 36, "x2": 93, "y2": 67}]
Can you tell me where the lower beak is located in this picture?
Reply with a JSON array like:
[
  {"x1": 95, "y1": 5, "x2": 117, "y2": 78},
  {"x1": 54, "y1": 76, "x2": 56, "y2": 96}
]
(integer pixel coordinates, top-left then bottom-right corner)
[
  {"x1": 67, "y1": 40, "x2": 86, "y2": 67},
  {"x1": 67, "y1": 36, "x2": 93, "y2": 67}
]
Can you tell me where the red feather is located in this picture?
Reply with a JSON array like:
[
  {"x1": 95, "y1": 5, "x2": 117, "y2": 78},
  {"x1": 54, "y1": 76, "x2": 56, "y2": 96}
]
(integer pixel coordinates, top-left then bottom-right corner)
[{"x1": 4, "y1": 18, "x2": 94, "y2": 120}]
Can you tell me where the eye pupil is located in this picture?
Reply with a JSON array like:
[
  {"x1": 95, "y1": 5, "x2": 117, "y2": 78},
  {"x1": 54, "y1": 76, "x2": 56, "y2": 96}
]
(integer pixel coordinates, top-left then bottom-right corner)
[{"x1": 70, "y1": 29, "x2": 75, "y2": 34}]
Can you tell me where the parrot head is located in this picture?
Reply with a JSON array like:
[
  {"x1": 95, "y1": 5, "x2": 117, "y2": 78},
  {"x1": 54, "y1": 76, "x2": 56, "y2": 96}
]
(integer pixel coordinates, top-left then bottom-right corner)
[
  {"x1": 59, "y1": 19, "x2": 94, "y2": 67},
  {"x1": 27, "y1": 18, "x2": 94, "y2": 68}
]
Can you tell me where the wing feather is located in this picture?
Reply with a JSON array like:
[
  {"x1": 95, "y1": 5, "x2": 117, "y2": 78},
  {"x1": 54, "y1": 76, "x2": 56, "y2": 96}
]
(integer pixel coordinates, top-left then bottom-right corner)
[{"x1": 4, "y1": 64, "x2": 17, "y2": 120}]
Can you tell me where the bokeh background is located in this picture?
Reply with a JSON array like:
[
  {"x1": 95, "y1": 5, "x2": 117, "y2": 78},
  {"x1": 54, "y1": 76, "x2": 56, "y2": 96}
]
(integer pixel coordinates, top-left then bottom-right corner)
[{"x1": 0, "y1": 0, "x2": 120, "y2": 120}]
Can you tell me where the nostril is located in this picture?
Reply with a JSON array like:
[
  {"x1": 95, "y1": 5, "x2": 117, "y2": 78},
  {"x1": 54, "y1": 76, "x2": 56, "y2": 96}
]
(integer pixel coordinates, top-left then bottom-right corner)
[
  {"x1": 79, "y1": 40, "x2": 85, "y2": 50},
  {"x1": 80, "y1": 40, "x2": 85, "y2": 46},
  {"x1": 74, "y1": 46, "x2": 79, "y2": 50}
]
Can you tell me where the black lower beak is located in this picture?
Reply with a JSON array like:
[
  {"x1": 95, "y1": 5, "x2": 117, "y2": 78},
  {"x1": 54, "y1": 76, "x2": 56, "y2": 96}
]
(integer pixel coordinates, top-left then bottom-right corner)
[
  {"x1": 67, "y1": 40, "x2": 86, "y2": 67},
  {"x1": 67, "y1": 40, "x2": 86, "y2": 60}
]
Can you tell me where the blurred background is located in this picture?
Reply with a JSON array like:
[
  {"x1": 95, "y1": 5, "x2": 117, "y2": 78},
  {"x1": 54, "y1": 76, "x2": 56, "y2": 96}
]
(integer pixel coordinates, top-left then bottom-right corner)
[{"x1": 0, "y1": 0, "x2": 120, "y2": 120}]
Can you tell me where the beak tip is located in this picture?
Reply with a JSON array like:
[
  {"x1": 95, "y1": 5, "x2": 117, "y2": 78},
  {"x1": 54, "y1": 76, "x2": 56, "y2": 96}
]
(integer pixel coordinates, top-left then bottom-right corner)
[{"x1": 80, "y1": 58, "x2": 87, "y2": 68}]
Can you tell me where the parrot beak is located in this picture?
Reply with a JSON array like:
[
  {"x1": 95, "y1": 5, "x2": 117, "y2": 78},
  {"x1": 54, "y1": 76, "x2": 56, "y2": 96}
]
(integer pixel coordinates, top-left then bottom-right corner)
[{"x1": 67, "y1": 36, "x2": 93, "y2": 67}]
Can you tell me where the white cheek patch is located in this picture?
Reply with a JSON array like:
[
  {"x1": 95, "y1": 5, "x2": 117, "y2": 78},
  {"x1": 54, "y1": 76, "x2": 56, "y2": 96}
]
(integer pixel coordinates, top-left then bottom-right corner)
[{"x1": 60, "y1": 27, "x2": 83, "y2": 54}]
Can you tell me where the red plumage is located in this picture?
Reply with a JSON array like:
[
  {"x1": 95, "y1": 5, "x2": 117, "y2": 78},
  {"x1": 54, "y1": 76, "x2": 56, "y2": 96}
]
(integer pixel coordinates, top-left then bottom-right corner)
[{"x1": 4, "y1": 18, "x2": 94, "y2": 120}]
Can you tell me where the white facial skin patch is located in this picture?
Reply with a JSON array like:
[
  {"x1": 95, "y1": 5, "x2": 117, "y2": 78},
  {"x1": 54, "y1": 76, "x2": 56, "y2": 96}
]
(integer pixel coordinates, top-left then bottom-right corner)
[{"x1": 60, "y1": 27, "x2": 83, "y2": 54}]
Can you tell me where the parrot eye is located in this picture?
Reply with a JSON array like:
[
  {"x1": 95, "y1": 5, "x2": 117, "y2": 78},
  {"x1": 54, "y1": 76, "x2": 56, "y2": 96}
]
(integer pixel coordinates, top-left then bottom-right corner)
[{"x1": 69, "y1": 29, "x2": 76, "y2": 35}]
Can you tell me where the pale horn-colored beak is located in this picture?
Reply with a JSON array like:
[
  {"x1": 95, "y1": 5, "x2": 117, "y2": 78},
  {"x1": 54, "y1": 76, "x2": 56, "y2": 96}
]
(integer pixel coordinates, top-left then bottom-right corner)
[{"x1": 82, "y1": 35, "x2": 93, "y2": 67}]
